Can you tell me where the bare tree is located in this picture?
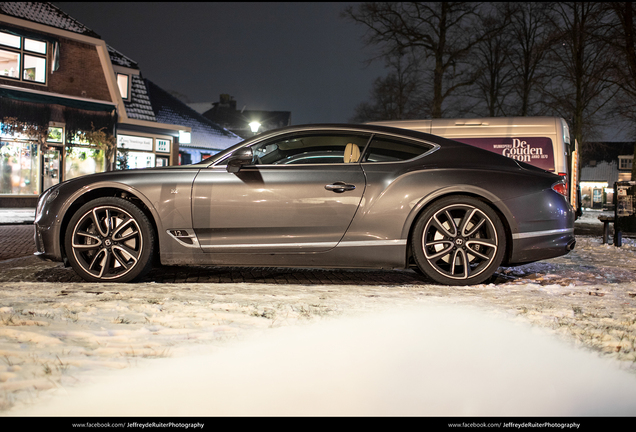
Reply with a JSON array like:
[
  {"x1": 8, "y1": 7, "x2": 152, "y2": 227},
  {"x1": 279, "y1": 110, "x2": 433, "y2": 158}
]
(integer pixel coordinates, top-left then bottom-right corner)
[
  {"x1": 604, "y1": 2, "x2": 636, "y2": 179},
  {"x1": 542, "y1": 2, "x2": 617, "y2": 157},
  {"x1": 468, "y1": 3, "x2": 515, "y2": 117},
  {"x1": 507, "y1": 3, "x2": 560, "y2": 116},
  {"x1": 350, "y1": 50, "x2": 427, "y2": 122},
  {"x1": 343, "y1": 2, "x2": 502, "y2": 118}
]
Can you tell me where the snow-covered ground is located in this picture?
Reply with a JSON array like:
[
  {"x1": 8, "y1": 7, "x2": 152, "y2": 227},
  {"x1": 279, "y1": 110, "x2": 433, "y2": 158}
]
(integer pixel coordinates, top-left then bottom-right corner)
[
  {"x1": 7, "y1": 303, "x2": 636, "y2": 417},
  {"x1": 1, "y1": 210, "x2": 635, "y2": 416}
]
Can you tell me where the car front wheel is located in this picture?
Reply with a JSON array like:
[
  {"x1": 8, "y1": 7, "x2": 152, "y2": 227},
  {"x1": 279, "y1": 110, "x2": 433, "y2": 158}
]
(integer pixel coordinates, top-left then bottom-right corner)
[
  {"x1": 64, "y1": 197, "x2": 155, "y2": 282},
  {"x1": 411, "y1": 196, "x2": 506, "y2": 285}
]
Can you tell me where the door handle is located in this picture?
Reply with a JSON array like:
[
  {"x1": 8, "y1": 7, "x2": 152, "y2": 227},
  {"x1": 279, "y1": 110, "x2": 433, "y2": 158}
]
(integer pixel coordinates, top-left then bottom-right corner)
[{"x1": 325, "y1": 181, "x2": 356, "y2": 193}]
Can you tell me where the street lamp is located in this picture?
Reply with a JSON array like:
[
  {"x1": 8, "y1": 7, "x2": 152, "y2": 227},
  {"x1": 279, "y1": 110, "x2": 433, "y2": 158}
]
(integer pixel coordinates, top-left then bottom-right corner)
[{"x1": 248, "y1": 121, "x2": 261, "y2": 135}]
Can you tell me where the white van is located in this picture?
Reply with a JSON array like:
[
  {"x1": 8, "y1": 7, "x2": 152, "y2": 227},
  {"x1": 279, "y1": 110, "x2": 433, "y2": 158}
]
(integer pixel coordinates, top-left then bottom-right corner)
[{"x1": 368, "y1": 117, "x2": 579, "y2": 213}]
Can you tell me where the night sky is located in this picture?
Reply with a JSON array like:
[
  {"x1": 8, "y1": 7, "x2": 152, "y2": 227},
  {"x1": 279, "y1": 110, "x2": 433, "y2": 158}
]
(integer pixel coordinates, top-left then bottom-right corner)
[{"x1": 53, "y1": 2, "x2": 387, "y2": 125}]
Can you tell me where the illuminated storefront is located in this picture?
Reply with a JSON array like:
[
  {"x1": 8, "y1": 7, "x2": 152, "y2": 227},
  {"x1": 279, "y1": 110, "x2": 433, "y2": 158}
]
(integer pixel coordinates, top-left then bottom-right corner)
[
  {"x1": 0, "y1": 123, "x2": 106, "y2": 192},
  {"x1": 0, "y1": 84, "x2": 118, "y2": 205},
  {"x1": 116, "y1": 133, "x2": 172, "y2": 170},
  {"x1": 1, "y1": 4, "x2": 185, "y2": 208},
  {"x1": 0, "y1": 120, "x2": 178, "y2": 204},
  {"x1": 0, "y1": 137, "x2": 40, "y2": 196},
  {"x1": 64, "y1": 145, "x2": 106, "y2": 181}
]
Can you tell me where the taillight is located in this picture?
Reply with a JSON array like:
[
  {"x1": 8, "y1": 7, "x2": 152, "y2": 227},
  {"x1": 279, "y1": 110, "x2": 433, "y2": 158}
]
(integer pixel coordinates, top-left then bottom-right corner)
[{"x1": 552, "y1": 182, "x2": 567, "y2": 197}]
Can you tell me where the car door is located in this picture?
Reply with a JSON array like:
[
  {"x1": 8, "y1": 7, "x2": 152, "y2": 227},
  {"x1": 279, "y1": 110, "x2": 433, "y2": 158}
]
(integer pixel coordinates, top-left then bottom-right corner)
[{"x1": 191, "y1": 131, "x2": 371, "y2": 253}]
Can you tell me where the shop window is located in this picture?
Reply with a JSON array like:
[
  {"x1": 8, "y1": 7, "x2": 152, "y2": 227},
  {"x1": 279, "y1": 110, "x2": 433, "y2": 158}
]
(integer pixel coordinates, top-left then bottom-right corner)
[
  {"x1": 47, "y1": 127, "x2": 63, "y2": 143},
  {"x1": 0, "y1": 31, "x2": 47, "y2": 84},
  {"x1": 0, "y1": 140, "x2": 40, "y2": 195},
  {"x1": 42, "y1": 146, "x2": 61, "y2": 191},
  {"x1": 179, "y1": 151, "x2": 192, "y2": 165},
  {"x1": 65, "y1": 147, "x2": 106, "y2": 181},
  {"x1": 124, "y1": 151, "x2": 155, "y2": 169}
]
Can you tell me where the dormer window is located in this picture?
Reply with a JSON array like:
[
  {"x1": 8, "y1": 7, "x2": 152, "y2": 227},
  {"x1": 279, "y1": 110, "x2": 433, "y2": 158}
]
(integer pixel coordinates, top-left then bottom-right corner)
[
  {"x1": 619, "y1": 155, "x2": 633, "y2": 171},
  {"x1": 0, "y1": 30, "x2": 47, "y2": 84},
  {"x1": 117, "y1": 73, "x2": 130, "y2": 100}
]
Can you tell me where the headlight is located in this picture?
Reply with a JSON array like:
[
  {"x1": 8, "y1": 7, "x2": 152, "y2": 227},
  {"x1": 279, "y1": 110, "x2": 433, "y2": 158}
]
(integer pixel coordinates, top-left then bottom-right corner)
[
  {"x1": 46, "y1": 188, "x2": 59, "y2": 204},
  {"x1": 36, "y1": 186, "x2": 59, "y2": 219}
]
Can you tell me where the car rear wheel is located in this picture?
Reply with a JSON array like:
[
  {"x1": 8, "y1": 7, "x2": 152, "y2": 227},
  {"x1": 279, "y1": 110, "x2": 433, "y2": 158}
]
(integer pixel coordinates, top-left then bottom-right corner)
[
  {"x1": 411, "y1": 196, "x2": 506, "y2": 285},
  {"x1": 65, "y1": 197, "x2": 155, "y2": 282}
]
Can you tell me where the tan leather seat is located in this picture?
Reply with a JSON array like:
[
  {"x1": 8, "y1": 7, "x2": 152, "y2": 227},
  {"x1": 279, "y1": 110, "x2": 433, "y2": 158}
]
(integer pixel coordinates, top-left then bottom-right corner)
[{"x1": 343, "y1": 143, "x2": 360, "y2": 163}]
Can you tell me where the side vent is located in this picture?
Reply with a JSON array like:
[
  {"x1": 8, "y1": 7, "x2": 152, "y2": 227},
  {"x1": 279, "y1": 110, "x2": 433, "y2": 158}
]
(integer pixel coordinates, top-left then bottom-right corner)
[{"x1": 167, "y1": 229, "x2": 199, "y2": 247}]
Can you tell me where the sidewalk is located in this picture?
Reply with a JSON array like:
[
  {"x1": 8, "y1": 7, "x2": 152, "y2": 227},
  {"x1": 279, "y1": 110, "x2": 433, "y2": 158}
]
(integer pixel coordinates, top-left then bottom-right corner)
[
  {"x1": 0, "y1": 208, "x2": 35, "y2": 225},
  {"x1": 0, "y1": 225, "x2": 36, "y2": 261}
]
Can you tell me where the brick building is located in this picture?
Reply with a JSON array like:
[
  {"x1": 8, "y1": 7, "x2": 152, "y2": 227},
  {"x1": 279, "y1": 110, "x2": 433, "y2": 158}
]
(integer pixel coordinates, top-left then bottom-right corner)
[{"x1": 0, "y1": 2, "x2": 191, "y2": 207}]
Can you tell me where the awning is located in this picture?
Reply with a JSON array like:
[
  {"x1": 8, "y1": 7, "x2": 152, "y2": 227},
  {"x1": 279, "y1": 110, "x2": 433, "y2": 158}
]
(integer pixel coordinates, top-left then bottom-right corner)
[{"x1": 0, "y1": 87, "x2": 115, "y2": 112}]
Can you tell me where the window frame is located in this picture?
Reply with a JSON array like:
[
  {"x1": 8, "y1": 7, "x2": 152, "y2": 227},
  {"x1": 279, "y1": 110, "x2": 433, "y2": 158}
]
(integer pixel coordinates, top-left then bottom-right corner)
[
  {"x1": 116, "y1": 73, "x2": 130, "y2": 100},
  {"x1": 0, "y1": 30, "x2": 48, "y2": 85},
  {"x1": 619, "y1": 155, "x2": 633, "y2": 171},
  {"x1": 360, "y1": 134, "x2": 439, "y2": 164}
]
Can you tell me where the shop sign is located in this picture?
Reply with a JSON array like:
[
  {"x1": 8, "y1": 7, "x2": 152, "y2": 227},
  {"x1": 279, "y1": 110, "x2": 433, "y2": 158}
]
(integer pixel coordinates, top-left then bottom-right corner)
[
  {"x1": 117, "y1": 135, "x2": 153, "y2": 151},
  {"x1": 156, "y1": 139, "x2": 171, "y2": 153}
]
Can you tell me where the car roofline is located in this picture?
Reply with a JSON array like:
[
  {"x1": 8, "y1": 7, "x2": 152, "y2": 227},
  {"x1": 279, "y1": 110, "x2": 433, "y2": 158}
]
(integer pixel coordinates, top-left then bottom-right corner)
[{"x1": 205, "y1": 123, "x2": 446, "y2": 167}]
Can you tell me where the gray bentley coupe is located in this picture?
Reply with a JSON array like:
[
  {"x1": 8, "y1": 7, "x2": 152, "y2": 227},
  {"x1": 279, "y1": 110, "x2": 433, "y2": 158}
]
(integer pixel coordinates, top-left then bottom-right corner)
[{"x1": 34, "y1": 124, "x2": 576, "y2": 285}]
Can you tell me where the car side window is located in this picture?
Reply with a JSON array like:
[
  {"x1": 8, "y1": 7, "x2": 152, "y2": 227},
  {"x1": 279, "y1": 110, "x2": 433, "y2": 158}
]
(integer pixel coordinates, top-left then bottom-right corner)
[
  {"x1": 250, "y1": 133, "x2": 371, "y2": 165},
  {"x1": 362, "y1": 136, "x2": 435, "y2": 162}
]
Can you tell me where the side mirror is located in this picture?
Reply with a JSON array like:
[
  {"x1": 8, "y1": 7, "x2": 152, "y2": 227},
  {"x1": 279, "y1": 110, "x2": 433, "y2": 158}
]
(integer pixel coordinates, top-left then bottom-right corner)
[{"x1": 226, "y1": 147, "x2": 253, "y2": 173}]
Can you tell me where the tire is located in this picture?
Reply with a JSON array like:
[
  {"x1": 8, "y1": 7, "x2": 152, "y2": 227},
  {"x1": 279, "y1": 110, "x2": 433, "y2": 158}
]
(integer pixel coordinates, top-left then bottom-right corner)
[
  {"x1": 64, "y1": 197, "x2": 155, "y2": 282},
  {"x1": 411, "y1": 196, "x2": 506, "y2": 286}
]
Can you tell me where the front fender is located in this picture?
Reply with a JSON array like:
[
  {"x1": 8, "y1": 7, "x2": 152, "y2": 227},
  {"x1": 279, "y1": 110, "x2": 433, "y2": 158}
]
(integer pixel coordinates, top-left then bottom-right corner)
[{"x1": 54, "y1": 171, "x2": 197, "y2": 260}]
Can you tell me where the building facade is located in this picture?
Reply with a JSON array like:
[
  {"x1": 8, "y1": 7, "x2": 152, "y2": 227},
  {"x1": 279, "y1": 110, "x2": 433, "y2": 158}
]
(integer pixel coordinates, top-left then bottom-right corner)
[
  {"x1": 0, "y1": 2, "x2": 190, "y2": 207},
  {"x1": 579, "y1": 142, "x2": 634, "y2": 210},
  {"x1": 145, "y1": 80, "x2": 242, "y2": 165},
  {"x1": 107, "y1": 45, "x2": 187, "y2": 172}
]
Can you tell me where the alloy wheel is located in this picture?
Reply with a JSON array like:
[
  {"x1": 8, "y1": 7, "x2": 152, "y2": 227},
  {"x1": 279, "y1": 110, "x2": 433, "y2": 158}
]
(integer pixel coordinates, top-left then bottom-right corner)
[
  {"x1": 421, "y1": 203, "x2": 499, "y2": 281},
  {"x1": 70, "y1": 205, "x2": 144, "y2": 280}
]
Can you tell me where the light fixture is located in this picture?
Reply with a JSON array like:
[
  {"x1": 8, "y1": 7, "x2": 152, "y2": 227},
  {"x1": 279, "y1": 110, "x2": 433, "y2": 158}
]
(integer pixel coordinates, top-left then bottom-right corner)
[
  {"x1": 249, "y1": 121, "x2": 261, "y2": 134},
  {"x1": 179, "y1": 130, "x2": 191, "y2": 144}
]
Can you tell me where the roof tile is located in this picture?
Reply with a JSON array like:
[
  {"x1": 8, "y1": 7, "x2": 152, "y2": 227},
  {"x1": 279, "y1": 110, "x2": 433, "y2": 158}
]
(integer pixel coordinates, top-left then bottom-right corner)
[
  {"x1": 145, "y1": 79, "x2": 242, "y2": 151},
  {"x1": 123, "y1": 74, "x2": 156, "y2": 122},
  {"x1": 0, "y1": 2, "x2": 100, "y2": 38}
]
